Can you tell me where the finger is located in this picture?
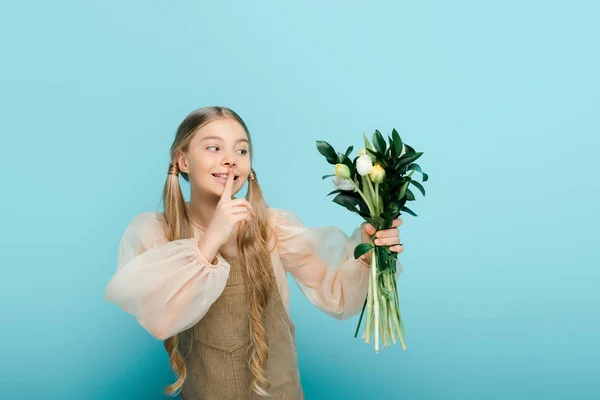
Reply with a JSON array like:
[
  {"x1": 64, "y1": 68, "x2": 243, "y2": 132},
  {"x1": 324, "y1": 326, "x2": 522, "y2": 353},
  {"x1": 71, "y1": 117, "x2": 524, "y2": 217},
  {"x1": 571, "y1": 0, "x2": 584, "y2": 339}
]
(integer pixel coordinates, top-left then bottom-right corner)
[
  {"x1": 233, "y1": 210, "x2": 253, "y2": 228},
  {"x1": 230, "y1": 198, "x2": 256, "y2": 216},
  {"x1": 230, "y1": 207, "x2": 253, "y2": 218},
  {"x1": 375, "y1": 227, "x2": 399, "y2": 239},
  {"x1": 235, "y1": 213, "x2": 253, "y2": 232},
  {"x1": 390, "y1": 245, "x2": 404, "y2": 253},
  {"x1": 392, "y1": 218, "x2": 403, "y2": 228},
  {"x1": 362, "y1": 222, "x2": 376, "y2": 235},
  {"x1": 374, "y1": 236, "x2": 400, "y2": 246},
  {"x1": 220, "y1": 166, "x2": 235, "y2": 202}
]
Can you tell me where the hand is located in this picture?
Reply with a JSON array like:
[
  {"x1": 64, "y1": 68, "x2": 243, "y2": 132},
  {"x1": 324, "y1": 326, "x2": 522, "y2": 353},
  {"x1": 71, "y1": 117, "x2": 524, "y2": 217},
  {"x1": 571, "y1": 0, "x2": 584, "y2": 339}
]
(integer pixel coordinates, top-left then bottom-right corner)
[
  {"x1": 204, "y1": 166, "x2": 256, "y2": 247},
  {"x1": 359, "y1": 218, "x2": 404, "y2": 263}
]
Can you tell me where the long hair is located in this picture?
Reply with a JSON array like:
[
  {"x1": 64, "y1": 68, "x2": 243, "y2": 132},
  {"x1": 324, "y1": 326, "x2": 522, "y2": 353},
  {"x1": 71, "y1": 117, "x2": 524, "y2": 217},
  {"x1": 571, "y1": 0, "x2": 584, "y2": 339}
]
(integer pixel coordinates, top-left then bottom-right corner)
[{"x1": 160, "y1": 106, "x2": 276, "y2": 397}]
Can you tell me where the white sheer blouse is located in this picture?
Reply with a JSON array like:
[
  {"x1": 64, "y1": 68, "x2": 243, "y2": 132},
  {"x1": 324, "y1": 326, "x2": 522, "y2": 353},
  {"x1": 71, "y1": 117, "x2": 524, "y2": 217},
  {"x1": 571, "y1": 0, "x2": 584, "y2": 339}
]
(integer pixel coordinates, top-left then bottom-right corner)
[{"x1": 104, "y1": 207, "x2": 402, "y2": 340}]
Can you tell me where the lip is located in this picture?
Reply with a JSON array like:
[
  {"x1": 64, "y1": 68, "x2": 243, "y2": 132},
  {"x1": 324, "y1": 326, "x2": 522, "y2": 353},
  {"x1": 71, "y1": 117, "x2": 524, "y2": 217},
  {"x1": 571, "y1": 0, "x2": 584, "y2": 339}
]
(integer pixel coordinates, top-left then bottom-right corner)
[{"x1": 212, "y1": 173, "x2": 239, "y2": 184}]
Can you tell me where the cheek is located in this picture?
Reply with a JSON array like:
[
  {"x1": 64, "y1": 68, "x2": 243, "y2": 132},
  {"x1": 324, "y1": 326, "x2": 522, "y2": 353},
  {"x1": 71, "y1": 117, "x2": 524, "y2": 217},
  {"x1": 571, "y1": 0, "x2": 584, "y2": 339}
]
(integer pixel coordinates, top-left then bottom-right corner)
[{"x1": 189, "y1": 156, "x2": 212, "y2": 173}]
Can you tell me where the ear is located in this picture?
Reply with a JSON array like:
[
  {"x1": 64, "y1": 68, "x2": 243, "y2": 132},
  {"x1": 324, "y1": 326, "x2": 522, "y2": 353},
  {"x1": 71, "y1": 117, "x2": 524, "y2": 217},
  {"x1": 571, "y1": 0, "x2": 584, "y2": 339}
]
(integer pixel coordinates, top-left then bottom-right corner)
[{"x1": 175, "y1": 151, "x2": 189, "y2": 173}]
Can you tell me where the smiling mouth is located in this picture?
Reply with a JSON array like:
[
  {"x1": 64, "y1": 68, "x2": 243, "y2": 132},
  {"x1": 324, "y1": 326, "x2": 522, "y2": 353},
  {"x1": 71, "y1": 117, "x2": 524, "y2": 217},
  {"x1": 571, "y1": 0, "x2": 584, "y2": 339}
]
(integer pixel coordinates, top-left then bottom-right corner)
[{"x1": 212, "y1": 174, "x2": 239, "y2": 183}]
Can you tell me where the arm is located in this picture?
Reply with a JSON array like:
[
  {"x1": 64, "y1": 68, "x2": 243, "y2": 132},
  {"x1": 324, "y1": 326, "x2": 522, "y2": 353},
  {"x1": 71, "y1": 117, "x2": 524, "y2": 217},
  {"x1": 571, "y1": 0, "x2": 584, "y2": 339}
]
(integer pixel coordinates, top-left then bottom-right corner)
[
  {"x1": 272, "y1": 208, "x2": 402, "y2": 321},
  {"x1": 104, "y1": 212, "x2": 230, "y2": 340}
]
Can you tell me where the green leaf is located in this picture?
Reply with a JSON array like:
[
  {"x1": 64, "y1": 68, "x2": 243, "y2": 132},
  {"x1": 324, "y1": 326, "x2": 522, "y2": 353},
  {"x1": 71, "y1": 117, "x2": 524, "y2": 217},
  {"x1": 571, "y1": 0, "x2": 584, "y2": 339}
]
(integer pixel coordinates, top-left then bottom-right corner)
[
  {"x1": 373, "y1": 215, "x2": 386, "y2": 226},
  {"x1": 345, "y1": 145, "x2": 354, "y2": 158},
  {"x1": 398, "y1": 180, "x2": 410, "y2": 199},
  {"x1": 406, "y1": 163, "x2": 421, "y2": 173},
  {"x1": 326, "y1": 189, "x2": 344, "y2": 197},
  {"x1": 406, "y1": 164, "x2": 428, "y2": 182},
  {"x1": 366, "y1": 147, "x2": 380, "y2": 159},
  {"x1": 396, "y1": 152, "x2": 423, "y2": 168},
  {"x1": 373, "y1": 130, "x2": 386, "y2": 154},
  {"x1": 364, "y1": 217, "x2": 380, "y2": 230},
  {"x1": 321, "y1": 174, "x2": 335, "y2": 180},
  {"x1": 401, "y1": 205, "x2": 418, "y2": 217},
  {"x1": 362, "y1": 132, "x2": 374, "y2": 151},
  {"x1": 382, "y1": 212, "x2": 393, "y2": 229},
  {"x1": 340, "y1": 155, "x2": 355, "y2": 176},
  {"x1": 386, "y1": 202, "x2": 399, "y2": 215},
  {"x1": 388, "y1": 135, "x2": 397, "y2": 158},
  {"x1": 392, "y1": 129, "x2": 403, "y2": 157},
  {"x1": 357, "y1": 209, "x2": 371, "y2": 219},
  {"x1": 316, "y1": 140, "x2": 338, "y2": 164},
  {"x1": 332, "y1": 192, "x2": 360, "y2": 213},
  {"x1": 377, "y1": 247, "x2": 387, "y2": 272},
  {"x1": 365, "y1": 148, "x2": 388, "y2": 167},
  {"x1": 354, "y1": 243, "x2": 373, "y2": 259},
  {"x1": 409, "y1": 179, "x2": 426, "y2": 196},
  {"x1": 404, "y1": 144, "x2": 416, "y2": 154},
  {"x1": 387, "y1": 178, "x2": 406, "y2": 185},
  {"x1": 407, "y1": 163, "x2": 429, "y2": 182},
  {"x1": 405, "y1": 188, "x2": 415, "y2": 201}
]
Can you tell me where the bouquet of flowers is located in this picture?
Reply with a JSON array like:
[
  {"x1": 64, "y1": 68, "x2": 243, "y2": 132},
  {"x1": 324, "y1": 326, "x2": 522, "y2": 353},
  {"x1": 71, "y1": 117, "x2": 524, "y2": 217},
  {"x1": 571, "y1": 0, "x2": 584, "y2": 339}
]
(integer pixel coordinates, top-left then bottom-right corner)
[{"x1": 316, "y1": 129, "x2": 428, "y2": 352}]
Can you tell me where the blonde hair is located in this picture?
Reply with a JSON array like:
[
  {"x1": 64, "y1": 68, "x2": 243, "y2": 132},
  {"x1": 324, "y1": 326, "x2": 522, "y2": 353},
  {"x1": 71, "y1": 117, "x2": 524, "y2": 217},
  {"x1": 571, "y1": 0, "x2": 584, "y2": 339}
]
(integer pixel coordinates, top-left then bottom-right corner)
[{"x1": 160, "y1": 106, "x2": 276, "y2": 397}]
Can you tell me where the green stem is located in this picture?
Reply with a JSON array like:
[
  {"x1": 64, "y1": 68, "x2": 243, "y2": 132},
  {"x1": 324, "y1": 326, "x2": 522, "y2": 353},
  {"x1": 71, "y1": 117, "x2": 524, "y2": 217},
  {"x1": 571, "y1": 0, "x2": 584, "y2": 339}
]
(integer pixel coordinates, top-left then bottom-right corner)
[
  {"x1": 383, "y1": 274, "x2": 396, "y2": 344},
  {"x1": 391, "y1": 272, "x2": 404, "y2": 335},
  {"x1": 388, "y1": 297, "x2": 396, "y2": 344},
  {"x1": 364, "y1": 177, "x2": 380, "y2": 215},
  {"x1": 364, "y1": 247, "x2": 374, "y2": 343},
  {"x1": 373, "y1": 181, "x2": 380, "y2": 214},
  {"x1": 354, "y1": 297, "x2": 367, "y2": 339},
  {"x1": 361, "y1": 175, "x2": 373, "y2": 205},
  {"x1": 389, "y1": 271, "x2": 407, "y2": 350},
  {"x1": 372, "y1": 247, "x2": 380, "y2": 352},
  {"x1": 380, "y1": 291, "x2": 389, "y2": 347},
  {"x1": 350, "y1": 179, "x2": 375, "y2": 216}
]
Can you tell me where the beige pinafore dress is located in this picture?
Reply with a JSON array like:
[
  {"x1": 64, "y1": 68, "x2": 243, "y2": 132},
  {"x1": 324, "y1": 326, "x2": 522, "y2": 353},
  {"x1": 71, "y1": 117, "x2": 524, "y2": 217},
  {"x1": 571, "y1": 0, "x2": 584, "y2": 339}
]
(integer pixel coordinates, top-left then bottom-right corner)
[{"x1": 178, "y1": 254, "x2": 305, "y2": 399}]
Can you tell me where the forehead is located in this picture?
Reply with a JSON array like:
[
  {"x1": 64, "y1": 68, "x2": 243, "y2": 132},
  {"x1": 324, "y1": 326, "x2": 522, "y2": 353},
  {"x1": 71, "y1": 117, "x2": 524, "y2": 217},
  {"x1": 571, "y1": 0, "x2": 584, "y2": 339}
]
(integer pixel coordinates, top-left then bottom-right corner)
[{"x1": 194, "y1": 118, "x2": 248, "y2": 144}]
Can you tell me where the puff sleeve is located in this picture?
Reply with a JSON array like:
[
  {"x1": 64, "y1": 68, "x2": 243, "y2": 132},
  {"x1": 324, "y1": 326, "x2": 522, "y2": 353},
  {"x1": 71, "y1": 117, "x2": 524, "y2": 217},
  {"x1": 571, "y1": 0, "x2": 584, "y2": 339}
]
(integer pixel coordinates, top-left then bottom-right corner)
[
  {"x1": 104, "y1": 212, "x2": 231, "y2": 340},
  {"x1": 273, "y1": 208, "x2": 403, "y2": 321}
]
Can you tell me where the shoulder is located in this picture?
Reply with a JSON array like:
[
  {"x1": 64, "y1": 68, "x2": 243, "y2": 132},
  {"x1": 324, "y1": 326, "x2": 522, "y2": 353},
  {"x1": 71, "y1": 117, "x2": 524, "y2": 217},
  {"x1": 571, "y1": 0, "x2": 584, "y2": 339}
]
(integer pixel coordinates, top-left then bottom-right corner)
[
  {"x1": 127, "y1": 211, "x2": 165, "y2": 231},
  {"x1": 267, "y1": 207, "x2": 305, "y2": 229},
  {"x1": 122, "y1": 211, "x2": 167, "y2": 243}
]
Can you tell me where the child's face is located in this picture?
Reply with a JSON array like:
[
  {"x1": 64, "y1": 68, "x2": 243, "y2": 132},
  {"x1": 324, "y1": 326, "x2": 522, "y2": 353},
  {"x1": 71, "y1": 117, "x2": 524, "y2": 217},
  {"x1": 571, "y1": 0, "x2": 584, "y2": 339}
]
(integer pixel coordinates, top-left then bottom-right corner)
[{"x1": 178, "y1": 117, "x2": 252, "y2": 198}]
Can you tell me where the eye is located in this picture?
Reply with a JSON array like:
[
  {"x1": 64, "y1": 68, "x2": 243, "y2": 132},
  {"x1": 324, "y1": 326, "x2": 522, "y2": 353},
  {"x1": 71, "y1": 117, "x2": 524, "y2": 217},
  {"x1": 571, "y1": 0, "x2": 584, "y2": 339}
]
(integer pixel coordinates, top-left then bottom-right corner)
[{"x1": 207, "y1": 146, "x2": 248, "y2": 155}]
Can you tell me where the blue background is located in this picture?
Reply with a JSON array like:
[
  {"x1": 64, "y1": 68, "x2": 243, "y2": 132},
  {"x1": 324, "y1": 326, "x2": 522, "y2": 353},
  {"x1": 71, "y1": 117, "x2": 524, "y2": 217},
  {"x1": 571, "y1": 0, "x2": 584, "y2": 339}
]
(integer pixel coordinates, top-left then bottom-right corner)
[{"x1": 1, "y1": 1, "x2": 598, "y2": 399}]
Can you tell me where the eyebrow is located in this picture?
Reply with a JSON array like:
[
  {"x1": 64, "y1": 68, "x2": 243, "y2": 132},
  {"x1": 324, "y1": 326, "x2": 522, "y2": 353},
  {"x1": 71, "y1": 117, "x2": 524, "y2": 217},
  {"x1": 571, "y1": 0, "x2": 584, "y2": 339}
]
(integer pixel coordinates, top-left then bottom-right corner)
[{"x1": 200, "y1": 135, "x2": 249, "y2": 144}]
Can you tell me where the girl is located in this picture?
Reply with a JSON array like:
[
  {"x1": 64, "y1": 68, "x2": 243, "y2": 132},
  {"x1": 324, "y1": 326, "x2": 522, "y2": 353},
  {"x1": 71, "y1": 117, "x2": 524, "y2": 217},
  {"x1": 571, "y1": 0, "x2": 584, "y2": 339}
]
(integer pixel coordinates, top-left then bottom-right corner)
[{"x1": 104, "y1": 106, "x2": 404, "y2": 399}]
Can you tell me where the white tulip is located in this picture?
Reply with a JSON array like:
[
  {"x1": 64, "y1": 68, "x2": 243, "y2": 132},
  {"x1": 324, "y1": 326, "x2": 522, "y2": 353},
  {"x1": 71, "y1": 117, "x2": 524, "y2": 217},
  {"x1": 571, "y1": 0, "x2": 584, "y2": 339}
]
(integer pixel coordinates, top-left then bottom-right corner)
[
  {"x1": 332, "y1": 175, "x2": 357, "y2": 192},
  {"x1": 356, "y1": 154, "x2": 374, "y2": 176}
]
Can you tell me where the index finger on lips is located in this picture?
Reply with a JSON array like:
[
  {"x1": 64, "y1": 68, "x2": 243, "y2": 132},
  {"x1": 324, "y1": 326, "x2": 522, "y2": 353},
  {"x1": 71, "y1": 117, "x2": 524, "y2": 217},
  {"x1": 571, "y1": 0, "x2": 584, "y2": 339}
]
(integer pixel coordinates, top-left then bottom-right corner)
[{"x1": 220, "y1": 166, "x2": 234, "y2": 202}]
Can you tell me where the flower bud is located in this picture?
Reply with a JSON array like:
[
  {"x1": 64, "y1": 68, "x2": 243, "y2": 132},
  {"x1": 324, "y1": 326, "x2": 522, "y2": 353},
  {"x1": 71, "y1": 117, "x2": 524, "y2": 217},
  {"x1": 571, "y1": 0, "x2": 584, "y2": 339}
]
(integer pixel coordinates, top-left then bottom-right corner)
[
  {"x1": 369, "y1": 163, "x2": 386, "y2": 184},
  {"x1": 357, "y1": 148, "x2": 367, "y2": 156},
  {"x1": 334, "y1": 164, "x2": 351, "y2": 180},
  {"x1": 332, "y1": 176, "x2": 357, "y2": 192},
  {"x1": 356, "y1": 154, "x2": 373, "y2": 176}
]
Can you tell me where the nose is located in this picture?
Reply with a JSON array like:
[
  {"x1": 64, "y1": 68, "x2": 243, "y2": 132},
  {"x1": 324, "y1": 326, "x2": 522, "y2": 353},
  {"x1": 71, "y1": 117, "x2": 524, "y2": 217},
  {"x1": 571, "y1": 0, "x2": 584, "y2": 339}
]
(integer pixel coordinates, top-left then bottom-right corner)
[{"x1": 221, "y1": 149, "x2": 236, "y2": 168}]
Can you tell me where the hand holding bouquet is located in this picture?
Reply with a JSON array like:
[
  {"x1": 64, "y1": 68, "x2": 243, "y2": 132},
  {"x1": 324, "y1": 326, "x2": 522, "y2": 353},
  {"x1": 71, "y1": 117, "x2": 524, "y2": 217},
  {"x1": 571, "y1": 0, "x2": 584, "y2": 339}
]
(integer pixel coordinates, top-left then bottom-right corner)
[{"x1": 316, "y1": 129, "x2": 428, "y2": 352}]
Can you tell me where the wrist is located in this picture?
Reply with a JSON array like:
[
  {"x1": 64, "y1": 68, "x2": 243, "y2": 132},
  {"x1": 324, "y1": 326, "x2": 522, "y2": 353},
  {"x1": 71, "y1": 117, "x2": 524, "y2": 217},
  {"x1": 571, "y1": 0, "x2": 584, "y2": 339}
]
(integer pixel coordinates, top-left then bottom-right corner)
[{"x1": 197, "y1": 236, "x2": 221, "y2": 266}]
